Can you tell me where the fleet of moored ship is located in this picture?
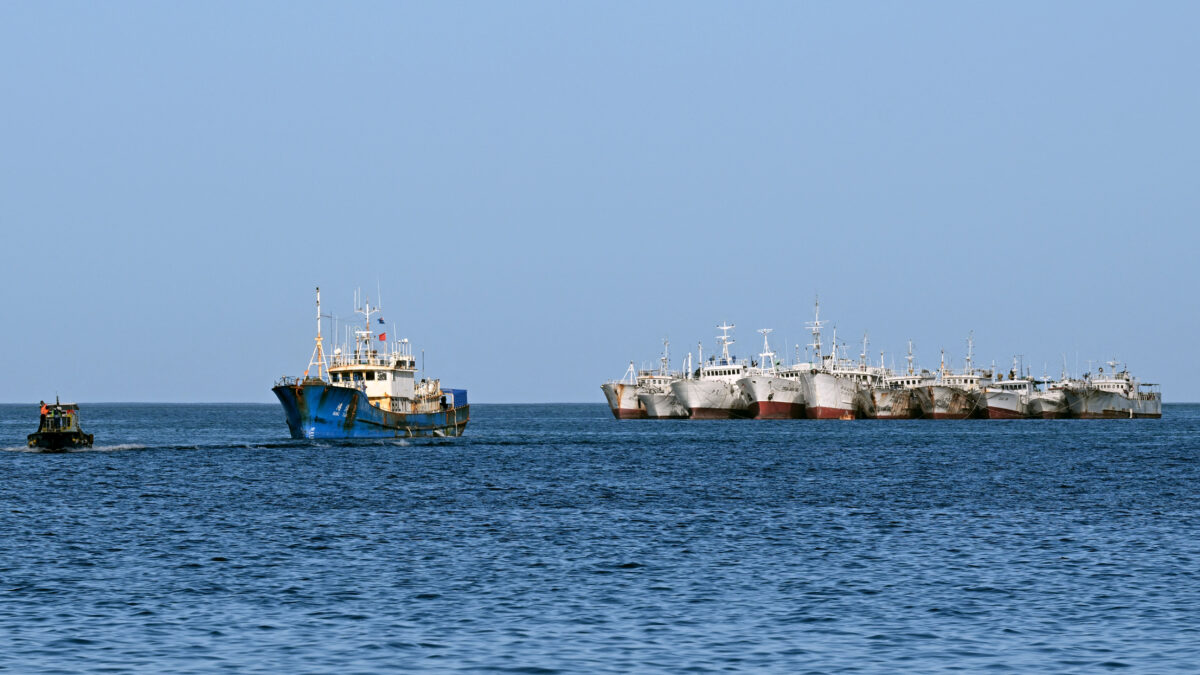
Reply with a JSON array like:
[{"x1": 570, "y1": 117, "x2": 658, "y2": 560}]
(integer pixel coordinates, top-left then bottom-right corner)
[
  {"x1": 602, "y1": 301, "x2": 1162, "y2": 421},
  {"x1": 21, "y1": 294, "x2": 1163, "y2": 447}
]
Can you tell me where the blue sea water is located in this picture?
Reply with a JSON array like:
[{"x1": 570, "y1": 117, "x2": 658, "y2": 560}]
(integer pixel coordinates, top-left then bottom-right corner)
[{"x1": 2, "y1": 403, "x2": 1199, "y2": 673}]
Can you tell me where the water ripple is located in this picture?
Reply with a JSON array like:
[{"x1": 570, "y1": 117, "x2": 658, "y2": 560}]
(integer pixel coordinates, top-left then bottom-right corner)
[{"x1": 0, "y1": 403, "x2": 1198, "y2": 672}]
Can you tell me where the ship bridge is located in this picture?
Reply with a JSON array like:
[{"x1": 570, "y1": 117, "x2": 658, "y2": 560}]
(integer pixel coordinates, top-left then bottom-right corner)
[
  {"x1": 322, "y1": 296, "x2": 428, "y2": 409},
  {"x1": 329, "y1": 344, "x2": 419, "y2": 403}
]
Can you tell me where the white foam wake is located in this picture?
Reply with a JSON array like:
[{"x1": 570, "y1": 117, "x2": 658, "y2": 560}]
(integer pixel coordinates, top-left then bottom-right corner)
[{"x1": 1, "y1": 443, "x2": 147, "y2": 453}]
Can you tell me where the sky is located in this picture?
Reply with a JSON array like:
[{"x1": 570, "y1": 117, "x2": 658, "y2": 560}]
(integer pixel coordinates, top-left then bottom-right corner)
[{"x1": 1, "y1": 2, "x2": 1198, "y2": 403}]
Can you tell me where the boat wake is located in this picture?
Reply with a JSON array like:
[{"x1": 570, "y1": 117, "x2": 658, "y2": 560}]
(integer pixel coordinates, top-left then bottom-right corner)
[
  {"x1": 2, "y1": 443, "x2": 147, "y2": 453},
  {"x1": 5, "y1": 439, "x2": 431, "y2": 453},
  {"x1": 80, "y1": 444, "x2": 147, "y2": 452}
]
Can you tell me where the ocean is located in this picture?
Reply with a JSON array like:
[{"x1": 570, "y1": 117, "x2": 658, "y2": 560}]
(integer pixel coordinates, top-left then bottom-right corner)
[{"x1": 2, "y1": 403, "x2": 1199, "y2": 673}]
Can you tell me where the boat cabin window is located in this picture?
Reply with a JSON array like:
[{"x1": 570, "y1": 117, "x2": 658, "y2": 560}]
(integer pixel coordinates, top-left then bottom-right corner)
[
  {"x1": 332, "y1": 373, "x2": 341, "y2": 381},
  {"x1": 365, "y1": 371, "x2": 375, "y2": 381},
  {"x1": 378, "y1": 372, "x2": 387, "y2": 381}
]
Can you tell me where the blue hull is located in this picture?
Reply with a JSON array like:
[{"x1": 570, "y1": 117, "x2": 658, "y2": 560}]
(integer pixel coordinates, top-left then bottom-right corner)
[{"x1": 273, "y1": 383, "x2": 469, "y2": 439}]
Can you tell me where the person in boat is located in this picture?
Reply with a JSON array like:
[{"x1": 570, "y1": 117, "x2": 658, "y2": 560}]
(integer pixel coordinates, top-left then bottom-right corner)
[{"x1": 28, "y1": 401, "x2": 93, "y2": 450}]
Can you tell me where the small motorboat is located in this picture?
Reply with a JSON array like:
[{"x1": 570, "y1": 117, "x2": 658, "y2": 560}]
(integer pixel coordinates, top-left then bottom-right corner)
[{"x1": 28, "y1": 399, "x2": 94, "y2": 451}]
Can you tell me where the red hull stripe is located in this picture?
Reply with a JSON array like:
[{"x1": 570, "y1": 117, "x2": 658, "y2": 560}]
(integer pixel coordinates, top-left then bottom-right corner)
[
  {"x1": 806, "y1": 406, "x2": 855, "y2": 420},
  {"x1": 930, "y1": 413, "x2": 971, "y2": 420},
  {"x1": 986, "y1": 407, "x2": 1027, "y2": 419},
  {"x1": 749, "y1": 401, "x2": 807, "y2": 419},
  {"x1": 612, "y1": 408, "x2": 647, "y2": 419}
]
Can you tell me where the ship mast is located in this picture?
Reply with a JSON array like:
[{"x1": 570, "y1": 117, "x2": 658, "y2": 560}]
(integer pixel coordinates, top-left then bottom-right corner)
[
  {"x1": 807, "y1": 296, "x2": 825, "y2": 365},
  {"x1": 716, "y1": 322, "x2": 735, "y2": 365},
  {"x1": 304, "y1": 286, "x2": 329, "y2": 382},
  {"x1": 353, "y1": 289, "x2": 383, "y2": 362},
  {"x1": 355, "y1": 290, "x2": 382, "y2": 330},
  {"x1": 906, "y1": 340, "x2": 915, "y2": 375},
  {"x1": 965, "y1": 331, "x2": 975, "y2": 375},
  {"x1": 757, "y1": 328, "x2": 775, "y2": 375},
  {"x1": 621, "y1": 361, "x2": 637, "y2": 385},
  {"x1": 660, "y1": 339, "x2": 671, "y2": 376}
]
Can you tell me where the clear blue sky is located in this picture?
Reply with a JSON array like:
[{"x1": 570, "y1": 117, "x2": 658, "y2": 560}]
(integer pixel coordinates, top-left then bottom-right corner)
[{"x1": 2, "y1": 2, "x2": 1197, "y2": 403}]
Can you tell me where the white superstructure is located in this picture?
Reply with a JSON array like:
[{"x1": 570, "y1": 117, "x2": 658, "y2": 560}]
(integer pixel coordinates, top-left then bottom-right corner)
[
  {"x1": 670, "y1": 323, "x2": 751, "y2": 418},
  {"x1": 324, "y1": 291, "x2": 447, "y2": 414}
]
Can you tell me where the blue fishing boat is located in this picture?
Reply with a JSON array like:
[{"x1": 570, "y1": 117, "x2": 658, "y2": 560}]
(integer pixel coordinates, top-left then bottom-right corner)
[{"x1": 273, "y1": 287, "x2": 469, "y2": 439}]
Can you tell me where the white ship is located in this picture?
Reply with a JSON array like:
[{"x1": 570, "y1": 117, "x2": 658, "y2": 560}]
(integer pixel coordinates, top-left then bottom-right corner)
[
  {"x1": 1063, "y1": 361, "x2": 1162, "y2": 418},
  {"x1": 670, "y1": 323, "x2": 751, "y2": 419},
  {"x1": 800, "y1": 302, "x2": 883, "y2": 419},
  {"x1": 929, "y1": 335, "x2": 992, "y2": 419},
  {"x1": 871, "y1": 341, "x2": 935, "y2": 419},
  {"x1": 637, "y1": 340, "x2": 689, "y2": 419},
  {"x1": 737, "y1": 329, "x2": 809, "y2": 419},
  {"x1": 601, "y1": 362, "x2": 646, "y2": 419},
  {"x1": 982, "y1": 358, "x2": 1038, "y2": 419},
  {"x1": 1027, "y1": 371, "x2": 1070, "y2": 419}
]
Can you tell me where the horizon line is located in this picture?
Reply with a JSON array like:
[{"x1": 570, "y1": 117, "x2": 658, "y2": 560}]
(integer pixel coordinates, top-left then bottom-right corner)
[{"x1": 2, "y1": 401, "x2": 1196, "y2": 406}]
